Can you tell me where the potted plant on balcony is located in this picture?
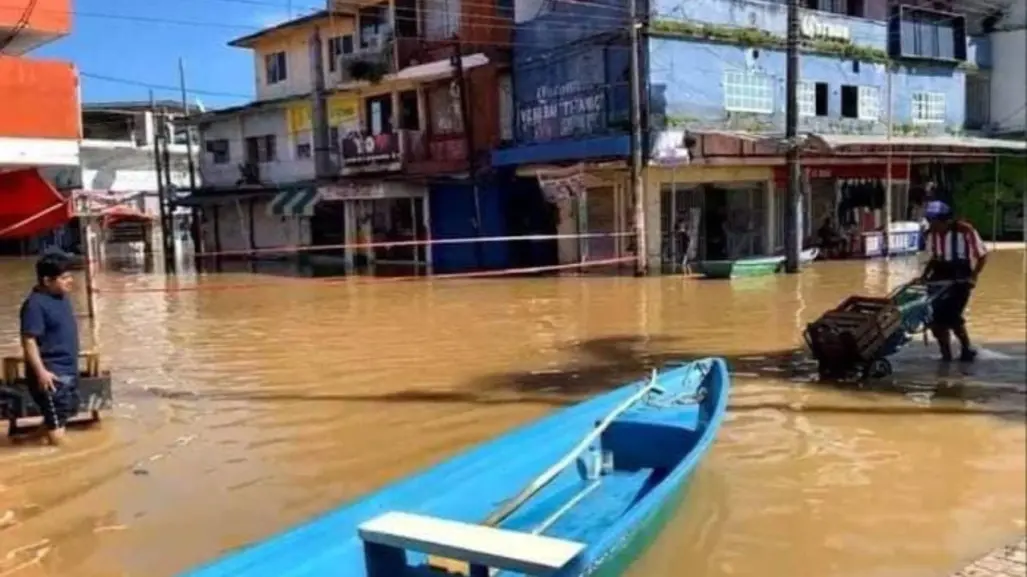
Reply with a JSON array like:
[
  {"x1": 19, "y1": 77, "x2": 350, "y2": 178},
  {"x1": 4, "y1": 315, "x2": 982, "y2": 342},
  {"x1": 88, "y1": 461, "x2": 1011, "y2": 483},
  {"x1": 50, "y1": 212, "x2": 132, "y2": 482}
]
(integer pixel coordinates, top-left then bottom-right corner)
[{"x1": 347, "y1": 58, "x2": 390, "y2": 83}]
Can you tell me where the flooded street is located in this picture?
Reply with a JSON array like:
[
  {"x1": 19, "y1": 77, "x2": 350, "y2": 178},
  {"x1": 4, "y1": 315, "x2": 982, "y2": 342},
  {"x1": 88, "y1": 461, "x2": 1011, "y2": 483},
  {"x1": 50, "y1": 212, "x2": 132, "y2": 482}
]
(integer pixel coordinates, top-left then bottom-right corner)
[{"x1": 0, "y1": 252, "x2": 1024, "y2": 577}]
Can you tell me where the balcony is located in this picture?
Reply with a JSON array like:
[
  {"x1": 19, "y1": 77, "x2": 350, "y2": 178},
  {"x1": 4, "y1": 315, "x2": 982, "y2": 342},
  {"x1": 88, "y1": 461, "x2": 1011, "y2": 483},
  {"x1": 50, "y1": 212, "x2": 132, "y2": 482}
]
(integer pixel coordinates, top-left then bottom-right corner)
[
  {"x1": 0, "y1": 0, "x2": 71, "y2": 54},
  {"x1": 338, "y1": 130, "x2": 470, "y2": 175},
  {"x1": 334, "y1": 40, "x2": 397, "y2": 87},
  {"x1": 0, "y1": 57, "x2": 79, "y2": 141}
]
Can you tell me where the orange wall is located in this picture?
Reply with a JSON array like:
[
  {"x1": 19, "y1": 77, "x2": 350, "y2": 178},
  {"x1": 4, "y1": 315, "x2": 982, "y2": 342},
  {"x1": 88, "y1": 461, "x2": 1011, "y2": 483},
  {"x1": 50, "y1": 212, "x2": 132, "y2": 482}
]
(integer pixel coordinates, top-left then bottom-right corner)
[
  {"x1": 0, "y1": 57, "x2": 80, "y2": 140},
  {"x1": 0, "y1": 0, "x2": 71, "y2": 36}
]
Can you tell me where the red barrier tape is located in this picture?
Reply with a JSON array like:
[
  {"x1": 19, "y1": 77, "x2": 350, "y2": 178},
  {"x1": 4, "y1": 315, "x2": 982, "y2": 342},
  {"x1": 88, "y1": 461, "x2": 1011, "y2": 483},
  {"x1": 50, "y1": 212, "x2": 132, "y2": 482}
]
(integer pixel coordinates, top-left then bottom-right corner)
[
  {"x1": 93, "y1": 256, "x2": 639, "y2": 295},
  {"x1": 192, "y1": 231, "x2": 635, "y2": 259}
]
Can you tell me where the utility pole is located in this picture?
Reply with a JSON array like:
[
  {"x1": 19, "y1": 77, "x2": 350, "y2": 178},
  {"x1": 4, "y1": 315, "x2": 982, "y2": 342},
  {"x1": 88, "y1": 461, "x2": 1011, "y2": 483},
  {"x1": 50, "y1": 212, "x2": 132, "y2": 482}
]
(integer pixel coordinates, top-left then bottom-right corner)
[
  {"x1": 149, "y1": 92, "x2": 171, "y2": 272},
  {"x1": 783, "y1": 0, "x2": 802, "y2": 273},
  {"x1": 452, "y1": 38, "x2": 484, "y2": 269},
  {"x1": 628, "y1": 0, "x2": 647, "y2": 275},
  {"x1": 883, "y1": 62, "x2": 893, "y2": 257},
  {"x1": 160, "y1": 106, "x2": 177, "y2": 272},
  {"x1": 310, "y1": 27, "x2": 332, "y2": 179},
  {"x1": 179, "y1": 58, "x2": 204, "y2": 269}
]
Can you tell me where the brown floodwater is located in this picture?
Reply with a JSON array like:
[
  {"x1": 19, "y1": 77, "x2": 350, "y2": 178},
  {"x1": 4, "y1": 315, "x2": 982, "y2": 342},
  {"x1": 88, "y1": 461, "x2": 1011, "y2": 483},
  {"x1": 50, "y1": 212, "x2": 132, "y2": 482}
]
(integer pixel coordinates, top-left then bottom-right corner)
[{"x1": 0, "y1": 251, "x2": 1024, "y2": 577}]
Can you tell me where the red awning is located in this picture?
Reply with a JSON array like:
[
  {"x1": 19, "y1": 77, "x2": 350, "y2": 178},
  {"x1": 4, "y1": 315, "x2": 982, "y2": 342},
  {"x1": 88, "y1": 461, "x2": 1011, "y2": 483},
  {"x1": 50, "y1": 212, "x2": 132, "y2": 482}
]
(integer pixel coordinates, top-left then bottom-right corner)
[
  {"x1": 100, "y1": 204, "x2": 153, "y2": 228},
  {"x1": 0, "y1": 169, "x2": 72, "y2": 239}
]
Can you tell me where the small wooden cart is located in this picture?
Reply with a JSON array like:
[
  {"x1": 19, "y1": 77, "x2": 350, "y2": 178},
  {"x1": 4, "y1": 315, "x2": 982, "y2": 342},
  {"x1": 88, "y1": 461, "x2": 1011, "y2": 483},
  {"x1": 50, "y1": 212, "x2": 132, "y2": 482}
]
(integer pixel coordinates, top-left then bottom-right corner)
[{"x1": 0, "y1": 350, "x2": 113, "y2": 437}]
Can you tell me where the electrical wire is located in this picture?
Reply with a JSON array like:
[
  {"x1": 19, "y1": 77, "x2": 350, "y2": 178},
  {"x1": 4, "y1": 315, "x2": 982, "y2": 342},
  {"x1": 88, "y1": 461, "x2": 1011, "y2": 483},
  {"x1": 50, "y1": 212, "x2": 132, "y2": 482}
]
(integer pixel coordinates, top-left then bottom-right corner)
[{"x1": 0, "y1": 0, "x2": 40, "y2": 52}]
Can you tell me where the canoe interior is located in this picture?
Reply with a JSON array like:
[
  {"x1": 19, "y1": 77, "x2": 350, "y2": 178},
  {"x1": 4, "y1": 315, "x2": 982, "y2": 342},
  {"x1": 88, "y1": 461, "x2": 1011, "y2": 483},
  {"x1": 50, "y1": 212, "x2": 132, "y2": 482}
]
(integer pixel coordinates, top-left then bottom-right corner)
[
  {"x1": 180, "y1": 359, "x2": 730, "y2": 577},
  {"x1": 697, "y1": 256, "x2": 785, "y2": 279}
]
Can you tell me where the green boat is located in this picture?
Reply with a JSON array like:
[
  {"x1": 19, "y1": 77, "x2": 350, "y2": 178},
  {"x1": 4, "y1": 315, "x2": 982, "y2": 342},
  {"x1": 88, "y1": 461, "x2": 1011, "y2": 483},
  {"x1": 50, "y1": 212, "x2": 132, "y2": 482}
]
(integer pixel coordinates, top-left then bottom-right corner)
[{"x1": 694, "y1": 255, "x2": 786, "y2": 279}]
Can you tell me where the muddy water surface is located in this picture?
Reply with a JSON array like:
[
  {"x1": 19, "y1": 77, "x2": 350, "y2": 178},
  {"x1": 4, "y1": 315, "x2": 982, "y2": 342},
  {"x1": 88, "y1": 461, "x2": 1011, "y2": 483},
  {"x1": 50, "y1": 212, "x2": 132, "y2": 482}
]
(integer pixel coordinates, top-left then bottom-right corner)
[{"x1": 0, "y1": 252, "x2": 1024, "y2": 577}]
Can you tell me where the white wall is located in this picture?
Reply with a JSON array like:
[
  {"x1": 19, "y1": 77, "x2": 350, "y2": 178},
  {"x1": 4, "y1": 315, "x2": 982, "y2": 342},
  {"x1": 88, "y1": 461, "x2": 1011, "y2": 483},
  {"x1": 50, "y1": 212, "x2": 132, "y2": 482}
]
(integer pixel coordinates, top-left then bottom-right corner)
[
  {"x1": 199, "y1": 106, "x2": 316, "y2": 187},
  {"x1": 990, "y1": 29, "x2": 1026, "y2": 133},
  {"x1": 0, "y1": 136, "x2": 79, "y2": 168},
  {"x1": 253, "y1": 36, "x2": 314, "y2": 102},
  {"x1": 204, "y1": 197, "x2": 311, "y2": 253}
]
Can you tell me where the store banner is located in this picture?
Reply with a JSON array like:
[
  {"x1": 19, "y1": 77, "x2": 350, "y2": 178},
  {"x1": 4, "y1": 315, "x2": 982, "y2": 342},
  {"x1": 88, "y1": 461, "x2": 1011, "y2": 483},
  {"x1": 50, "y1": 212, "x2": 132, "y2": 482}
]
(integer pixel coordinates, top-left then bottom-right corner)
[
  {"x1": 341, "y1": 132, "x2": 400, "y2": 165},
  {"x1": 286, "y1": 95, "x2": 359, "y2": 134}
]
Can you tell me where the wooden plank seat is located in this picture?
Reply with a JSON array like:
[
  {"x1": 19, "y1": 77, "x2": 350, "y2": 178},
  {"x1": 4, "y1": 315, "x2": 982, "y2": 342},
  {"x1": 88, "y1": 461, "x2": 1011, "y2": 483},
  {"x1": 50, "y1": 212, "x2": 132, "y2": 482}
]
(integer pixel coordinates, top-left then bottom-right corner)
[
  {"x1": 2, "y1": 350, "x2": 100, "y2": 385},
  {"x1": 0, "y1": 351, "x2": 110, "y2": 437},
  {"x1": 358, "y1": 511, "x2": 586, "y2": 577}
]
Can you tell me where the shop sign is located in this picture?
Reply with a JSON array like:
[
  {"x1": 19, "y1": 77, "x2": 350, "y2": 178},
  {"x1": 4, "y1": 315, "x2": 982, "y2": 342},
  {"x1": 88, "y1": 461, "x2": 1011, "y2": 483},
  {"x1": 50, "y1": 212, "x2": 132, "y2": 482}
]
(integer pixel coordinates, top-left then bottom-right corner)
[
  {"x1": 650, "y1": 130, "x2": 692, "y2": 165},
  {"x1": 517, "y1": 81, "x2": 606, "y2": 143},
  {"x1": 319, "y1": 182, "x2": 423, "y2": 200},
  {"x1": 341, "y1": 131, "x2": 400, "y2": 166},
  {"x1": 773, "y1": 164, "x2": 909, "y2": 184},
  {"x1": 800, "y1": 14, "x2": 851, "y2": 42}
]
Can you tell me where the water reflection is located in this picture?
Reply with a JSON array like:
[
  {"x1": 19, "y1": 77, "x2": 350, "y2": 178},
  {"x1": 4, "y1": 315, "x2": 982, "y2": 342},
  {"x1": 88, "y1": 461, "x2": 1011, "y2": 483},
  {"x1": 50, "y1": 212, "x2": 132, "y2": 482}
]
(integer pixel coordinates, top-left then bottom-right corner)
[{"x1": 0, "y1": 251, "x2": 1023, "y2": 577}]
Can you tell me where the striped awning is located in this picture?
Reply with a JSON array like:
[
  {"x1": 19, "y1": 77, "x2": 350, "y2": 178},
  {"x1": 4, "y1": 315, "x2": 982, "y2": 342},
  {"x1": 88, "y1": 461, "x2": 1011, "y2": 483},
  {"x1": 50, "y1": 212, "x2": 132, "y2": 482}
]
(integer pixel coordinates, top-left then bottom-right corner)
[{"x1": 268, "y1": 187, "x2": 321, "y2": 217}]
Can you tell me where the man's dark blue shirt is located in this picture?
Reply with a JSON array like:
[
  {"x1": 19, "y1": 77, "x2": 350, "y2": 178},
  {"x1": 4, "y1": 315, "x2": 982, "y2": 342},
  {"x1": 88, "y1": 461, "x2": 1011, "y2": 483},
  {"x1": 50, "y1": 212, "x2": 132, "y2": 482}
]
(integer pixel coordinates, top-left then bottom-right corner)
[{"x1": 20, "y1": 290, "x2": 79, "y2": 378}]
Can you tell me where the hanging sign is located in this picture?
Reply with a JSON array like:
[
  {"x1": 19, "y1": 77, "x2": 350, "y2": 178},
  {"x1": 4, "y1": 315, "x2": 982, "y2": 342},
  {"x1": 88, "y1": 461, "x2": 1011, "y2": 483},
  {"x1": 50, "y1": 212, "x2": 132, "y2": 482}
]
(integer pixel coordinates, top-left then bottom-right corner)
[{"x1": 537, "y1": 171, "x2": 587, "y2": 204}]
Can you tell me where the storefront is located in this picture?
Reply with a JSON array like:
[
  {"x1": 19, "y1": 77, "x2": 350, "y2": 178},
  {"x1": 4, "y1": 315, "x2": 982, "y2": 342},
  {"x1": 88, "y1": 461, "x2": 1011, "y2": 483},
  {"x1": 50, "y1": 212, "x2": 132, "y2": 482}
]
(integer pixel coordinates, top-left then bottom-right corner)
[
  {"x1": 647, "y1": 165, "x2": 774, "y2": 274},
  {"x1": 532, "y1": 165, "x2": 633, "y2": 268},
  {"x1": 321, "y1": 181, "x2": 431, "y2": 274},
  {"x1": 771, "y1": 163, "x2": 911, "y2": 257}
]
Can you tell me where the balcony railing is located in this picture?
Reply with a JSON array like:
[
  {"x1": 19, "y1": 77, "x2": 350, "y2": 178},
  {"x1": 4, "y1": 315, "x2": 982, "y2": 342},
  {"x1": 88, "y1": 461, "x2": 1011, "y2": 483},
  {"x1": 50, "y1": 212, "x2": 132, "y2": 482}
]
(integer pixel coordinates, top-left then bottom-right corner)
[
  {"x1": 404, "y1": 131, "x2": 467, "y2": 164},
  {"x1": 335, "y1": 38, "x2": 396, "y2": 85}
]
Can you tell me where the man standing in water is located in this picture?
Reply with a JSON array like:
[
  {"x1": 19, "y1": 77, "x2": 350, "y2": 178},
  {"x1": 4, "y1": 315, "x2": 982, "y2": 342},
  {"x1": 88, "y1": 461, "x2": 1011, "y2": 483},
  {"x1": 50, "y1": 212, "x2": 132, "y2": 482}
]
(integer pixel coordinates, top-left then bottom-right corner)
[
  {"x1": 20, "y1": 252, "x2": 80, "y2": 445},
  {"x1": 918, "y1": 200, "x2": 988, "y2": 363}
]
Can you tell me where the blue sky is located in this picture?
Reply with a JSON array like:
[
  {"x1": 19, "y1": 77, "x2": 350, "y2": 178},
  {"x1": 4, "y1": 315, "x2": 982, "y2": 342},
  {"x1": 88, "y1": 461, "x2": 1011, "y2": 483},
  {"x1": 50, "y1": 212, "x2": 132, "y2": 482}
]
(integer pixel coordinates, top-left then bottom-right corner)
[{"x1": 36, "y1": 0, "x2": 323, "y2": 108}]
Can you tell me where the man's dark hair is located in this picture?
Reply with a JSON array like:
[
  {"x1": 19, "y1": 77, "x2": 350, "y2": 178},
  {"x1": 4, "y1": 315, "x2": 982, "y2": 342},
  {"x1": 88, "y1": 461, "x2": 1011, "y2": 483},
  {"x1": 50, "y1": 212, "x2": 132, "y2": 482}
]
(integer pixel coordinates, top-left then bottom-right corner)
[{"x1": 36, "y1": 252, "x2": 72, "y2": 284}]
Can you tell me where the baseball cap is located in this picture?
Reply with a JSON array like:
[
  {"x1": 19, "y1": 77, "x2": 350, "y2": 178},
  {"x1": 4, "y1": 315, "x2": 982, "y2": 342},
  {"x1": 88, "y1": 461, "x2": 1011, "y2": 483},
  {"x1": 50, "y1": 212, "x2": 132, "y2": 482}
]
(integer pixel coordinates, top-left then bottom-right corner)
[{"x1": 924, "y1": 200, "x2": 952, "y2": 220}]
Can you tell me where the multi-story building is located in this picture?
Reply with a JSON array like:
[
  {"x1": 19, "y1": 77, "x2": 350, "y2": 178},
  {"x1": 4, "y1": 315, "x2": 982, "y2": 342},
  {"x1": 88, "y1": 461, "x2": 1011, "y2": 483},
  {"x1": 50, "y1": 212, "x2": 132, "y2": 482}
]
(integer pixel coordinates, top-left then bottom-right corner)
[
  {"x1": 966, "y1": 1, "x2": 1025, "y2": 138},
  {"x1": 495, "y1": 0, "x2": 1025, "y2": 272},
  {"x1": 0, "y1": 0, "x2": 79, "y2": 253},
  {"x1": 187, "y1": 1, "x2": 517, "y2": 274}
]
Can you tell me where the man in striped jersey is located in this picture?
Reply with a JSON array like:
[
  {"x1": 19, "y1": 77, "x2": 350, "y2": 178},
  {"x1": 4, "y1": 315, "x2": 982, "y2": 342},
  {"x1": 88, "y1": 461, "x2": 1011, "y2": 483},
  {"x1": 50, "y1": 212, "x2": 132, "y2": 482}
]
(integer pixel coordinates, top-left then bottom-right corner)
[{"x1": 918, "y1": 200, "x2": 989, "y2": 362}]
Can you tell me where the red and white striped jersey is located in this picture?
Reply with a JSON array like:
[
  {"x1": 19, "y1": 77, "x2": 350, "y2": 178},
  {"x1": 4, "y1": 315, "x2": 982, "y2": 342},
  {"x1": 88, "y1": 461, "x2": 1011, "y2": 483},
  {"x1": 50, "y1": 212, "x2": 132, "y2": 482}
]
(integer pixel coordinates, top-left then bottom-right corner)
[{"x1": 926, "y1": 222, "x2": 987, "y2": 263}]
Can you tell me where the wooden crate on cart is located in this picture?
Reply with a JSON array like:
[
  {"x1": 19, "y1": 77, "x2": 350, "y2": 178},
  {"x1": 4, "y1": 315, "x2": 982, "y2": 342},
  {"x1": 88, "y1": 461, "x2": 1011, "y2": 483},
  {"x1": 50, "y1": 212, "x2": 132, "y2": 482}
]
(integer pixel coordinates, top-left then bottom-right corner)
[{"x1": 0, "y1": 349, "x2": 113, "y2": 437}]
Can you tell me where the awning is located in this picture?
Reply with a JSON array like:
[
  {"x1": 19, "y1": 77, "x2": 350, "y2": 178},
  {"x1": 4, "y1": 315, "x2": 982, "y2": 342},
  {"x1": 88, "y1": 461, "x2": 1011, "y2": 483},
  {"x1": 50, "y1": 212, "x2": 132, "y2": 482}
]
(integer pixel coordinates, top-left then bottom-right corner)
[
  {"x1": 394, "y1": 53, "x2": 489, "y2": 83},
  {"x1": 0, "y1": 169, "x2": 72, "y2": 239},
  {"x1": 100, "y1": 205, "x2": 153, "y2": 228},
  {"x1": 268, "y1": 187, "x2": 321, "y2": 217},
  {"x1": 807, "y1": 134, "x2": 1027, "y2": 153}
]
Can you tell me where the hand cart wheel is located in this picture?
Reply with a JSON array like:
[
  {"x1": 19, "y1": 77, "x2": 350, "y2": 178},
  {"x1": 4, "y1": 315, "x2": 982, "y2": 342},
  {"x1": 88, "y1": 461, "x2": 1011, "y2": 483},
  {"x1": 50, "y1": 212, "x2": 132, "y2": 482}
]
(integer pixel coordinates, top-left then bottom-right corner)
[{"x1": 863, "y1": 359, "x2": 893, "y2": 380}]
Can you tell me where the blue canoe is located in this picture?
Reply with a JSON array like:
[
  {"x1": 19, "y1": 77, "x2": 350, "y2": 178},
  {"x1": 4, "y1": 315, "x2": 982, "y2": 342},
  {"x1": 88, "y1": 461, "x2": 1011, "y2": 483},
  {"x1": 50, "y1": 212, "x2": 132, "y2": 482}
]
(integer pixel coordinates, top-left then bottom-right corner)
[{"x1": 179, "y1": 358, "x2": 731, "y2": 577}]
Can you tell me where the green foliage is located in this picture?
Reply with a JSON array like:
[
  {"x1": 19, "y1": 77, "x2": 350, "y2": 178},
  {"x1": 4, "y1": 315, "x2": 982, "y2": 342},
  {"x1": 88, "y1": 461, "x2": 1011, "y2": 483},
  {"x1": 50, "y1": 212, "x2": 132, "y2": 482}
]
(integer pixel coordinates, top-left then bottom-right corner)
[
  {"x1": 952, "y1": 157, "x2": 1027, "y2": 238},
  {"x1": 651, "y1": 20, "x2": 890, "y2": 63}
]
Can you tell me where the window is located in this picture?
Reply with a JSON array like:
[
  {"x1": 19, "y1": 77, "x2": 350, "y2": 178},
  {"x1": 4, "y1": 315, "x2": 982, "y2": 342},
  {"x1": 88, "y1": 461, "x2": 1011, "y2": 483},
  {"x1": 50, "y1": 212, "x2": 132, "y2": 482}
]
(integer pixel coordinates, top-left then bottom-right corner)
[
  {"x1": 265, "y1": 52, "x2": 287, "y2": 84},
  {"x1": 327, "y1": 35, "x2": 354, "y2": 72},
  {"x1": 840, "y1": 85, "x2": 858, "y2": 119},
  {"x1": 723, "y1": 70, "x2": 774, "y2": 114},
  {"x1": 204, "y1": 139, "x2": 230, "y2": 164},
  {"x1": 428, "y1": 83, "x2": 463, "y2": 134},
  {"x1": 296, "y1": 142, "x2": 312, "y2": 158},
  {"x1": 911, "y1": 92, "x2": 945, "y2": 124},
  {"x1": 893, "y1": 9, "x2": 966, "y2": 62},
  {"x1": 398, "y1": 90, "x2": 420, "y2": 130},
  {"x1": 365, "y1": 95, "x2": 393, "y2": 135},
  {"x1": 798, "y1": 82, "x2": 815, "y2": 117},
  {"x1": 359, "y1": 5, "x2": 388, "y2": 48},
  {"x1": 798, "y1": 82, "x2": 828, "y2": 117},
  {"x1": 857, "y1": 86, "x2": 881, "y2": 120},
  {"x1": 245, "y1": 134, "x2": 277, "y2": 163}
]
